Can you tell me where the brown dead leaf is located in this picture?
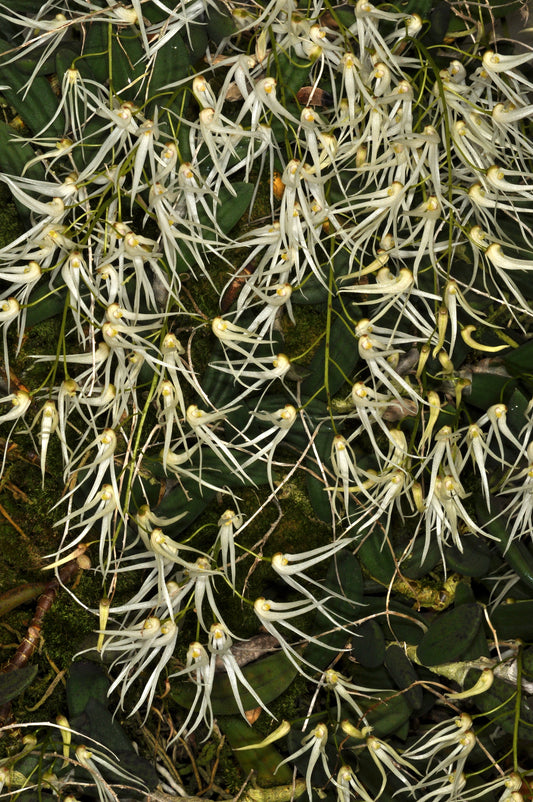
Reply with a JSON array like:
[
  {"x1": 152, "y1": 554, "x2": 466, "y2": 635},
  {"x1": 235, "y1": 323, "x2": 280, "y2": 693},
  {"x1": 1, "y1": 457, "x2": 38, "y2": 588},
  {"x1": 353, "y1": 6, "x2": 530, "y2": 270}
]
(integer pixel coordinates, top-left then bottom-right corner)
[
  {"x1": 245, "y1": 706, "x2": 262, "y2": 725},
  {"x1": 296, "y1": 86, "x2": 333, "y2": 106}
]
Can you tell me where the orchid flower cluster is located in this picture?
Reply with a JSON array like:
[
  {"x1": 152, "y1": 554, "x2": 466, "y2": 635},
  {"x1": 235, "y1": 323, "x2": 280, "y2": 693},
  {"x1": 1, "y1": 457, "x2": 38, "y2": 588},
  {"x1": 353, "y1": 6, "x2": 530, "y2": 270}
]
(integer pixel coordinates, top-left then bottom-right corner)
[{"x1": 1, "y1": 0, "x2": 533, "y2": 798}]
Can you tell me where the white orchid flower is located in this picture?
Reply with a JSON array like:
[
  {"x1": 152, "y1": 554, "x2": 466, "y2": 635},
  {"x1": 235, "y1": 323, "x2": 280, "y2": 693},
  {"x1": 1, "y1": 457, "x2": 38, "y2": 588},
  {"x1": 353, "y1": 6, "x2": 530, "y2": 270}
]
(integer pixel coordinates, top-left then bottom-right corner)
[
  {"x1": 34, "y1": 400, "x2": 58, "y2": 487},
  {"x1": 330, "y1": 434, "x2": 377, "y2": 514},
  {"x1": 272, "y1": 540, "x2": 359, "y2": 631},
  {"x1": 498, "y1": 443, "x2": 533, "y2": 544},
  {"x1": 209, "y1": 353, "x2": 292, "y2": 405},
  {"x1": 186, "y1": 404, "x2": 249, "y2": 483},
  {"x1": 76, "y1": 743, "x2": 146, "y2": 802},
  {"x1": 216, "y1": 509, "x2": 243, "y2": 588},
  {"x1": 0, "y1": 390, "x2": 31, "y2": 424},
  {"x1": 324, "y1": 668, "x2": 373, "y2": 722},
  {"x1": 211, "y1": 316, "x2": 266, "y2": 363},
  {"x1": 208, "y1": 623, "x2": 275, "y2": 722},
  {"x1": 254, "y1": 597, "x2": 349, "y2": 674},
  {"x1": 274, "y1": 722, "x2": 329, "y2": 802},
  {"x1": 365, "y1": 734, "x2": 419, "y2": 797},
  {"x1": 130, "y1": 116, "x2": 159, "y2": 204},
  {"x1": 168, "y1": 641, "x2": 214, "y2": 741},
  {"x1": 103, "y1": 616, "x2": 179, "y2": 720},
  {"x1": 158, "y1": 380, "x2": 185, "y2": 471},
  {"x1": 335, "y1": 764, "x2": 374, "y2": 802},
  {"x1": 0, "y1": 298, "x2": 21, "y2": 390},
  {"x1": 0, "y1": 260, "x2": 42, "y2": 305},
  {"x1": 241, "y1": 404, "x2": 297, "y2": 488}
]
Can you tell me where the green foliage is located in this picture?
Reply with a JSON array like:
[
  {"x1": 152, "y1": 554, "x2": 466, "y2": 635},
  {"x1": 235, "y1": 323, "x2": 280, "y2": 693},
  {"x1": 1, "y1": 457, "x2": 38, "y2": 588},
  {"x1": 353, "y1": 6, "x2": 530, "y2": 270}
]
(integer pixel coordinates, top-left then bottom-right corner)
[
  {"x1": 417, "y1": 603, "x2": 485, "y2": 666},
  {"x1": 0, "y1": 666, "x2": 38, "y2": 705},
  {"x1": 1, "y1": 0, "x2": 533, "y2": 798},
  {"x1": 171, "y1": 651, "x2": 298, "y2": 715}
]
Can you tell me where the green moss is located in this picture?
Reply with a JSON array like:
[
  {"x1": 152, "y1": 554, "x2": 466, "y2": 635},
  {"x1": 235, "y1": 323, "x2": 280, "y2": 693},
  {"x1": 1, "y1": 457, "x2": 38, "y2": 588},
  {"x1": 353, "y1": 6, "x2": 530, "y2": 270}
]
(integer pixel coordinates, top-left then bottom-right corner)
[
  {"x1": 13, "y1": 668, "x2": 69, "y2": 727},
  {"x1": 0, "y1": 182, "x2": 23, "y2": 248},
  {"x1": 41, "y1": 585, "x2": 96, "y2": 667},
  {"x1": 218, "y1": 738, "x2": 244, "y2": 794},
  {"x1": 282, "y1": 303, "x2": 328, "y2": 366},
  {"x1": 0, "y1": 443, "x2": 101, "y2": 730}
]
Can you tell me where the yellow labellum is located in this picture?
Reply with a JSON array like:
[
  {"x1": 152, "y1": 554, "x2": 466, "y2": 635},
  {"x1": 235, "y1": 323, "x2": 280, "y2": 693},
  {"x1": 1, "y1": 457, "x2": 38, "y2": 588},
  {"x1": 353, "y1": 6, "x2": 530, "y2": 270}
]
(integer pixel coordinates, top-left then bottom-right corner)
[
  {"x1": 234, "y1": 720, "x2": 291, "y2": 751},
  {"x1": 447, "y1": 668, "x2": 494, "y2": 699},
  {"x1": 43, "y1": 543, "x2": 88, "y2": 570},
  {"x1": 461, "y1": 325, "x2": 507, "y2": 352}
]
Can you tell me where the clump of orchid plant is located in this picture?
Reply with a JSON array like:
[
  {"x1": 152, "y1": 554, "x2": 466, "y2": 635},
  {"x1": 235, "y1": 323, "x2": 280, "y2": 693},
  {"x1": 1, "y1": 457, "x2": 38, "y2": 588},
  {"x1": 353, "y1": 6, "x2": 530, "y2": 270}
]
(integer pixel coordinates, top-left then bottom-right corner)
[{"x1": 1, "y1": 0, "x2": 533, "y2": 799}]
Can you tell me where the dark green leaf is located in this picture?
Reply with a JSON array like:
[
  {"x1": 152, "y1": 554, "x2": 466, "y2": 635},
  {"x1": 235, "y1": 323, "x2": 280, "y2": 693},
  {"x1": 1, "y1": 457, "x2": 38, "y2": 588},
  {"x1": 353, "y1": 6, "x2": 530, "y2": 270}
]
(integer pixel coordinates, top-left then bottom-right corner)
[
  {"x1": 491, "y1": 600, "x2": 533, "y2": 641},
  {"x1": 145, "y1": 33, "x2": 191, "y2": 114},
  {"x1": 356, "y1": 526, "x2": 397, "y2": 585},
  {"x1": 506, "y1": 387, "x2": 530, "y2": 436},
  {"x1": 185, "y1": 23, "x2": 209, "y2": 63},
  {"x1": 0, "y1": 123, "x2": 43, "y2": 186},
  {"x1": 0, "y1": 73, "x2": 64, "y2": 137},
  {"x1": 0, "y1": 664, "x2": 38, "y2": 705},
  {"x1": 446, "y1": 536, "x2": 493, "y2": 579},
  {"x1": 384, "y1": 644, "x2": 423, "y2": 710},
  {"x1": 505, "y1": 339, "x2": 533, "y2": 389},
  {"x1": 300, "y1": 313, "x2": 358, "y2": 404},
  {"x1": 303, "y1": 551, "x2": 363, "y2": 670},
  {"x1": 474, "y1": 671, "x2": 533, "y2": 741},
  {"x1": 361, "y1": 690, "x2": 412, "y2": 737},
  {"x1": 417, "y1": 603, "x2": 483, "y2": 667},
  {"x1": 25, "y1": 286, "x2": 67, "y2": 327},
  {"x1": 306, "y1": 425, "x2": 335, "y2": 523},
  {"x1": 466, "y1": 372, "x2": 516, "y2": 410},
  {"x1": 215, "y1": 182, "x2": 254, "y2": 235},
  {"x1": 275, "y1": 52, "x2": 314, "y2": 97},
  {"x1": 453, "y1": 582, "x2": 476, "y2": 606},
  {"x1": 67, "y1": 661, "x2": 159, "y2": 789},
  {"x1": 363, "y1": 596, "x2": 427, "y2": 645},
  {"x1": 79, "y1": 22, "x2": 110, "y2": 85},
  {"x1": 400, "y1": 535, "x2": 441, "y2": 579},
  {"x1": 207, "y1": 1, "x2": 238, "y2": 44},
  {"x1": 351, "y1": 618, "x2": 386, "y2": 668}
]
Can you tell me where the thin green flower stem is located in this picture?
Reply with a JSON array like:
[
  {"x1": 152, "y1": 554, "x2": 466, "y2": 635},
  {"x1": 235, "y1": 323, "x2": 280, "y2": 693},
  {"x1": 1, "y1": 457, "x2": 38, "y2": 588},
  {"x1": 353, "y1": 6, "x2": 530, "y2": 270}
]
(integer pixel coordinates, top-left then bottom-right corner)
[
  {"x1": 112, "y1": 367, "x2": 161, "y2": 559},
  {"x1": 513, "y1": 644, "x2": 523, "y2": 772},
  {"x1": 107, "y1": 23, "x2": 118, "y2": 100},
  {"x1": 267, "y1": 34, "x2": 293, "y2": 160},
  {"x1": 325, "y1": 259, "x2": 335, "y2": 430},
  {"x1": 58, "y1": 286, "x2": 72, "y2": 382},
  {"x1": 78, "y1": 188, "x2": 119, "y2": 244},
  {"x1": 410, "y1": 62, "x2": 435, "y2": 124},
  {"x1": 35, "y1": 285, "x2": 71, "y2": 394},
  {"x1": 292, "y1": 329, "x2": 326, "y2": 365},
  {"x1": 333, "y1": 279, "x2": 359, "y2": 329}
]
